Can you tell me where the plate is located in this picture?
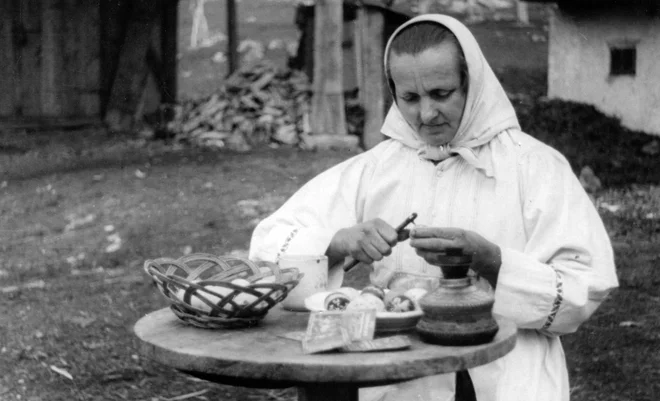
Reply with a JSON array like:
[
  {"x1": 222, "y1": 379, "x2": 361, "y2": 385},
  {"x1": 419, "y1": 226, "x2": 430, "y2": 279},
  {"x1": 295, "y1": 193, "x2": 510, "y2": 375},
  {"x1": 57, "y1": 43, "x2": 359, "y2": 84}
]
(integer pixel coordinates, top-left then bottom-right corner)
[{"x1": 304, "y1": 290, "x2": 424, "y2": 333}]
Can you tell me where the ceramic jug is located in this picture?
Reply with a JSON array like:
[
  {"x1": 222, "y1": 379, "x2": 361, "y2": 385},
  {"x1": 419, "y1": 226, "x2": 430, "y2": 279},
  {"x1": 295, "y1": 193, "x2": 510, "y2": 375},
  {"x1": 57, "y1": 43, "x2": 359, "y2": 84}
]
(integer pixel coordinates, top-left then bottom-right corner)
[{"x1": 416, "y1": 248, "x2": 499, "y2": 346}]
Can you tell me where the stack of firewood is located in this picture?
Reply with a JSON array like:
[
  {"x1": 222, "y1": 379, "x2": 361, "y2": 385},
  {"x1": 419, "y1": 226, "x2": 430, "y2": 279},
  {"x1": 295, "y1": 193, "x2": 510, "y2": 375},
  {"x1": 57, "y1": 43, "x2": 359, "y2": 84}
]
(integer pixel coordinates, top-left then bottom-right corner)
[{"x1": 162, "y1": 62, "x2": 363, "y2": 151}]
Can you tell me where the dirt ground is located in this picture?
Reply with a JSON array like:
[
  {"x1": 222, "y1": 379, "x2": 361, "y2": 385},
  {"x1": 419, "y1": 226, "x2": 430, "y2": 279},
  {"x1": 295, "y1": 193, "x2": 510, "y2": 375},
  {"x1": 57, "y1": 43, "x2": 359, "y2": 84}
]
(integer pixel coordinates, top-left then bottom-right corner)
[{"x1": 1, "y1": 2, "x2": 659, "y2": 401}]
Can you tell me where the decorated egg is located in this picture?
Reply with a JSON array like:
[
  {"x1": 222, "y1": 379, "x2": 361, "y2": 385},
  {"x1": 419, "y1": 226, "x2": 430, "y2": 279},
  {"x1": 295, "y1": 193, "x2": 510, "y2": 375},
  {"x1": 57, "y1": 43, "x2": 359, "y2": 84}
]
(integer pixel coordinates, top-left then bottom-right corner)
[
  {"x1": 324, "y1": 292, "x2": 352, "y2": 311},
  {"x1": 361, "y1": 285, "x2": 386, "y2": 300},
  {"x1": 385, "y1": 294, "x2": 416, "y2": 313},
  {"x1": 383, "y1": 289, "x2": 405, "y2": 306}
]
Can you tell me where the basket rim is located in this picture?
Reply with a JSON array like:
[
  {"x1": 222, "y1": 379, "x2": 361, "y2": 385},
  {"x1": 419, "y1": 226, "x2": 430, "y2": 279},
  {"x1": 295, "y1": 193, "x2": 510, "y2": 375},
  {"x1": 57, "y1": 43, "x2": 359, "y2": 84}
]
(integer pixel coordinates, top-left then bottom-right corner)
[{"x1": 143, "y1": 253, "x2": 304, "y2": 326}]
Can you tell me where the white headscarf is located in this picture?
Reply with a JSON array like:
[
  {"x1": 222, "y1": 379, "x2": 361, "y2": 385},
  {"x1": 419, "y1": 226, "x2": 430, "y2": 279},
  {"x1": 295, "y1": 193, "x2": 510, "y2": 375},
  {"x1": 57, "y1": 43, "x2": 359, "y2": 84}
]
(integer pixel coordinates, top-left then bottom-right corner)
[{"x1": 382, "y1": 14, "x2": 520, "y2": 177}]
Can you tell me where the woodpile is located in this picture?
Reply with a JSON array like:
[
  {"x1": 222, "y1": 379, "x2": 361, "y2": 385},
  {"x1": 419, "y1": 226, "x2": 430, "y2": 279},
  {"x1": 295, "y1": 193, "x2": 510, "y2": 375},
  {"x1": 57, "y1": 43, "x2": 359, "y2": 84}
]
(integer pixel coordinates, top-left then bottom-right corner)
[{"x1": 159, "y1": 62, "x2": 364, "y2": 151}]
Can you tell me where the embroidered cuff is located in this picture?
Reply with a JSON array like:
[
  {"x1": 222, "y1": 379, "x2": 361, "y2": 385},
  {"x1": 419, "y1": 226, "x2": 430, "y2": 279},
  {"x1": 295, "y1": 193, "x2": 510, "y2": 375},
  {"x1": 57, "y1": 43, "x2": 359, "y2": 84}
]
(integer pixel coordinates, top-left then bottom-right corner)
[
  {"x1": 275, "y1": 228, "x2": 299, "y2": 262},
  {"x1": 541, "y1": 267, "x2": 564, "y2": 330}
]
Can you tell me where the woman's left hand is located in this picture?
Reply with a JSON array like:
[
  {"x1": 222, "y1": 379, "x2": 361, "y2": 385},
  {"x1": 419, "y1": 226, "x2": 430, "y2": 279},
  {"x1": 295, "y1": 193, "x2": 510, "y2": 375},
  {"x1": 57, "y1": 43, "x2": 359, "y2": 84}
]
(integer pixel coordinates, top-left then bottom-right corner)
[{"x1": 409, "y1": 227, "x2": 502, "y2": 287}]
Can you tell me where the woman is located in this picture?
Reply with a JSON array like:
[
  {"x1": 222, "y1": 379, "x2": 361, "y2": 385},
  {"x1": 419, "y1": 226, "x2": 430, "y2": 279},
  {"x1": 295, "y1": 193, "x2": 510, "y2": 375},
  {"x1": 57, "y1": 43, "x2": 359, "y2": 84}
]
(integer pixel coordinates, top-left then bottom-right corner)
[{"x1": 249, "y1": 14, "x2": 618, "y2": 401}]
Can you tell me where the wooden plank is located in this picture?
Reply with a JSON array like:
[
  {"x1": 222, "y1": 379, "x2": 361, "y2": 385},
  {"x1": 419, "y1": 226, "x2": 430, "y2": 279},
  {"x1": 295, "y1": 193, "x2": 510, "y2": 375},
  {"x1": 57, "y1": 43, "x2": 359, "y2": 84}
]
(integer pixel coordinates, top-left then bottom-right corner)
[
  {"x1": 61, "y1": 0, "x2": 80, "y2": 116},
  {"x1": 357, "y1": 8, "x2": 386, "y2": 150},
  {"x1": 104, "y1": 0, "x2": 160, "y2": 131},
  {"x1": 76, "y1": 0, "x2": 101, "y2": 116},
  {"x1": 100, "y1": 0, "x2": 131, "y2": 114},
  {"x1": 161, "y1": 0, "x2": 178, "y2": 103},
  {"x1": 0, "y1": 0, "x2": 16, "y2": 116},
  {"x1": 17, "y1": 0, "x2": 42, "y2": 117},
  {"x1": 40, "y1": 0, "x2": 63, "y2": 116},
  {"x1": 311, "y1": 0, "x2": 347, "y2": 137},
  {"x1": 226, "y1": 0, "x2": 238, "y2": 77}
]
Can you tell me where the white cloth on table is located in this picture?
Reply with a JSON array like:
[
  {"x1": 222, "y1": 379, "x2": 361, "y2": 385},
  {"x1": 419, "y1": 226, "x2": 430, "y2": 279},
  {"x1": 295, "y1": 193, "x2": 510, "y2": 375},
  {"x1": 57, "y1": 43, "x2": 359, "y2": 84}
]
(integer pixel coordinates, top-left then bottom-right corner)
[{"x1": 249, "y1": 13, "x2": 618, "y2": 401}]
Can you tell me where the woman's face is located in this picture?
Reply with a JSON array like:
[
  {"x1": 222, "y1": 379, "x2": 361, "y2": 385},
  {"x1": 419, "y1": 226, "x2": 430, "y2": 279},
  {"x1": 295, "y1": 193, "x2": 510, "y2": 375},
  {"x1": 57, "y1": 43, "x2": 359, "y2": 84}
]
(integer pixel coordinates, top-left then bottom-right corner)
[{"x1": 389, "y1": 41, "x2": 467, "y2": 147}]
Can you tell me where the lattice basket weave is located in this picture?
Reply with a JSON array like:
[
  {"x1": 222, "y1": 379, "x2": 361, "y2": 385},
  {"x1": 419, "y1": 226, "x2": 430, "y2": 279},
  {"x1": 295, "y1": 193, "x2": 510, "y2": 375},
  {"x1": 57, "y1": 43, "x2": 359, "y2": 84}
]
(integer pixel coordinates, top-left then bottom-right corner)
[{"x1": 144, "y1": 253, "x2": 303, "y2": 329}]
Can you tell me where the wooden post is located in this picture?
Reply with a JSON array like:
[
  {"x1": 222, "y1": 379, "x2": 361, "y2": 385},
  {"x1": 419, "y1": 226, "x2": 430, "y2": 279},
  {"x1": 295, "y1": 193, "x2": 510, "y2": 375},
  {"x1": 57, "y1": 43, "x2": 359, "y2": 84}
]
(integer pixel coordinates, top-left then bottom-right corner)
[
  {"x1": 0, "y1": 0, "x2": 15, "y2": 117},
  {"x1": 162, "y1": 0, "x2": 178, "y2": 103},
  {"x1": 310, "y1": 0, "x2": 350, "y2": 145},
  {"x1": 104, "y1": 0, "x2": 160, "y2": 131},
  {"x1": 226, "y1": 0, "x2": 238, "y2": 76},
  {"x1": 190, "y1": 0, "x2": 209, "y2": 49},
  {"x1": 17, "y1": 0, "x2": 42, "y2": 117},
  {"x1": 516, "y1": 1, "x2": 530, "y2": 25},
  {"x1": 356, "y1": 7, "x2": 386, "y2": 150},
  {"x1": 77, "y1": 0, "x2": 102, "y2": 117}
]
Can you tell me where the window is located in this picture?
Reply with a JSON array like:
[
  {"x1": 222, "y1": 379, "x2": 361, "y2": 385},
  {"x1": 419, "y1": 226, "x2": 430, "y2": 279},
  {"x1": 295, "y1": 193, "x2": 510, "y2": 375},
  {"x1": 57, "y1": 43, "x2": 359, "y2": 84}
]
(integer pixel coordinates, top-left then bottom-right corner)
[{"x1": 610, "y1": 47, "x2": 636, "y2": 76}]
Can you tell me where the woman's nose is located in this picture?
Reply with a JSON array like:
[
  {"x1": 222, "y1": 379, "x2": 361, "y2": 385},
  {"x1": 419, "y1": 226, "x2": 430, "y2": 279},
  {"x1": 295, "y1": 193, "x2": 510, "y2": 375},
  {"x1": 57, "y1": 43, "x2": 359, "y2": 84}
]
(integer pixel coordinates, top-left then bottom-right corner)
[{"x1": 420, "y1": 99, "x2": 437, "y2": 123}]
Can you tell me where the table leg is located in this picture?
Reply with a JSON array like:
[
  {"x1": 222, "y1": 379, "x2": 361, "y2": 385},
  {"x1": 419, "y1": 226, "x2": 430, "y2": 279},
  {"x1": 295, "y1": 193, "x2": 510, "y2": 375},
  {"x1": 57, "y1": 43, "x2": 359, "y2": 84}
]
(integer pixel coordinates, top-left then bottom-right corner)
[
  {"x1": 298, "y1": 384, "x2": 359, "y2": 401},
  {"x1": 455, "y1": 370, "x2": 477, "y2": 401}
]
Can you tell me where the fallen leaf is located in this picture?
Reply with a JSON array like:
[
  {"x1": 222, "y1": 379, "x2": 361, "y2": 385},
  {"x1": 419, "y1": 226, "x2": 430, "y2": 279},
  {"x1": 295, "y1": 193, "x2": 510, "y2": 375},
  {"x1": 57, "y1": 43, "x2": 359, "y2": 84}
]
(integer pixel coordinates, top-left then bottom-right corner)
[
  {"x1": 68, "y1": 316, "x2": 97, "y2": 328},
  {"x1": 49, "y1": 365, "x2": 73, "y2": 380},
  {"x1": 105, "y1": 233, "x2": 123, "y2": 253},
  {"x1": 64, "y1": 213, "x2": 96, "y2": 232},
  {"x1": 104, "y1": 225, "x2": 115, "y2": 232}
]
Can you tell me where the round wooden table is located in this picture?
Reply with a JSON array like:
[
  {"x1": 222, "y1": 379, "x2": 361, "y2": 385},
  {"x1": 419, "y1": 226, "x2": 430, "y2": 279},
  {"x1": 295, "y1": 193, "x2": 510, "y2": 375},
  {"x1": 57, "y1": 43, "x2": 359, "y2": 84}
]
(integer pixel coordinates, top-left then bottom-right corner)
[{"x1": 134, "y1": 307, "x2": 517, "y2": 401}]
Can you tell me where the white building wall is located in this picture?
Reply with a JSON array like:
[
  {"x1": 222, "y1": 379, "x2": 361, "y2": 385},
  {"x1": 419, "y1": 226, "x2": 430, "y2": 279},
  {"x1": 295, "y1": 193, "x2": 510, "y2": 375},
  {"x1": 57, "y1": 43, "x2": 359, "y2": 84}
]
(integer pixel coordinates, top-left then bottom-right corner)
[{"x1": 548, "y1": 8, "x2": 660, "y2": 136}]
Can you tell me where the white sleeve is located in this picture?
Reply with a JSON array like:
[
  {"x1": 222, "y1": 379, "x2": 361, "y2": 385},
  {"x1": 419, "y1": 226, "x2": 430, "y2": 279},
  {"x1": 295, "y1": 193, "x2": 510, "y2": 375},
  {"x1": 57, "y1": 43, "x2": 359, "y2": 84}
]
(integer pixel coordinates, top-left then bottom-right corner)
[
  {"x1": 248, "y1": 152, "x2": 376, "y2": 267},
  {"x1": 492, "y1": 149, "x2": 618, "y2": 335}
]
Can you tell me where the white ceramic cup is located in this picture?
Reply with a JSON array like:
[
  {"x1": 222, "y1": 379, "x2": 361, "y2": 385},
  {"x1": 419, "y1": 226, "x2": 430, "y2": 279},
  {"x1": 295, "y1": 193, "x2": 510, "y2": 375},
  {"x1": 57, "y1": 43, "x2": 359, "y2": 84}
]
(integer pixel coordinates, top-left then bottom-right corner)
[{"x1": 279, "y1": 254, "x2": 341, "y2": 311}]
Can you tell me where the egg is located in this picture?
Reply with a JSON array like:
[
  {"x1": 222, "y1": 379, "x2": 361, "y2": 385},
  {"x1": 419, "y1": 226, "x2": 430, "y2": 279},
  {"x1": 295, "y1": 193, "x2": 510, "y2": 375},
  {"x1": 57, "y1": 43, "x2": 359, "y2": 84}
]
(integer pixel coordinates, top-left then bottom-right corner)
[
  {"x1": 256, "y1": 275, "x2": 277, "y2": 284},
  {"x1": 231, "y1": 278, "x2": 251, "y2": 287},
  {"x1": 176, "y1": 285, "x2": 227, "y2": 312},
  {"x1": 383, "y1": 289, "x2": 405, "y2": 306},
  {"x1": 361, "y1": 285, "x2": 386, "y2": 300},
  {"x1": 385, "y1": 294, "x2": 416, "y2": 312},
  {"x1": 346, "y1": 294, "x2": 386, "y2": 312},
  {"x1": 404, "y1": 288, "x2": 428, "y2": 302},
  {"x1": 336, "y1": 287, "x2": 360, "y2": 300},
  {"x1": 254, "y1": 276, "x2": 277, "y2": 295},
  {"x1": 324, "y1": 292, "x2": 352, "y2": 311}
]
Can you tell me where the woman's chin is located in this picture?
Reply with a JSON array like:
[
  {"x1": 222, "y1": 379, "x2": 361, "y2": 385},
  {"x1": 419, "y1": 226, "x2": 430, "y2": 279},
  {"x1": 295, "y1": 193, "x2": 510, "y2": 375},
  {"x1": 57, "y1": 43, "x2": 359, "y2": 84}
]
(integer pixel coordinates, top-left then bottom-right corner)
[
  {"x1": 421, "y1": 134, "x2": 452, "y2": 147},
  {"x1": 417, "y1": 128, "x2": 455, "y2": 147}
]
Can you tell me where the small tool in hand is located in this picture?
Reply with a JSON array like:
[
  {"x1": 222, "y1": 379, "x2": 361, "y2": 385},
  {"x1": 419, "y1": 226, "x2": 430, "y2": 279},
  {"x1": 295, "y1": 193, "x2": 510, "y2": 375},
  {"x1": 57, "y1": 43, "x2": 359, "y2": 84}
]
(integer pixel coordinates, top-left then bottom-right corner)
[{"x1": 343, "y1": 213, "x2": 418, "y2": 273}]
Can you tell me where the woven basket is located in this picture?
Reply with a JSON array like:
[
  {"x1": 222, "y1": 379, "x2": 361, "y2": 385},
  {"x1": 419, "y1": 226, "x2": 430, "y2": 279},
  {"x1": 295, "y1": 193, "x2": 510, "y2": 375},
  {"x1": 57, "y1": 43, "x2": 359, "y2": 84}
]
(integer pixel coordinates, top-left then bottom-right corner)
[{"x1": 144, "y1": 253, "x2": 303, "y2": 329}]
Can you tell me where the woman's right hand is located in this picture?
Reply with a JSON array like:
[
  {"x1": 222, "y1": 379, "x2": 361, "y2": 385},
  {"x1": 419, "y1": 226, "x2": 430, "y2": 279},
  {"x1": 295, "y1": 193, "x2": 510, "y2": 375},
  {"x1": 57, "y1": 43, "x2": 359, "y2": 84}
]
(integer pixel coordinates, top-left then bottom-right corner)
[{"x1": 326, "y1": 219, "x2": 399, "y2": 266}]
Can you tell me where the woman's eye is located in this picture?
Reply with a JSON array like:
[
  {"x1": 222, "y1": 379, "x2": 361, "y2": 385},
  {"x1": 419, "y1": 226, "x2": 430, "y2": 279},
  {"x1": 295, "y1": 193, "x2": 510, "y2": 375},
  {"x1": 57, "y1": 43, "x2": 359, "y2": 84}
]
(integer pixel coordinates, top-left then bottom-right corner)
[
  {"x1": 399, "y1": 94, "x2": 418, "y2": 102},
  {"x1": 431, "y1": 90, "x2": 454, "y2": 100}
]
